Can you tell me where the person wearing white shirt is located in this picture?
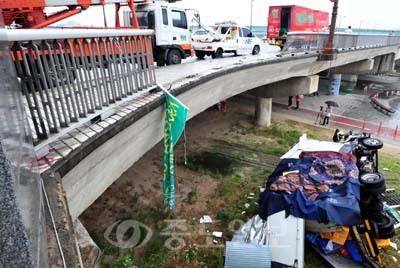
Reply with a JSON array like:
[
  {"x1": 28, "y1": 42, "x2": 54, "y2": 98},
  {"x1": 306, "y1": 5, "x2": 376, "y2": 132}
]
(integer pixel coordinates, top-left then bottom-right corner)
[{"x1": 345, "y1": 26, "x2": 353, "y2": 34}]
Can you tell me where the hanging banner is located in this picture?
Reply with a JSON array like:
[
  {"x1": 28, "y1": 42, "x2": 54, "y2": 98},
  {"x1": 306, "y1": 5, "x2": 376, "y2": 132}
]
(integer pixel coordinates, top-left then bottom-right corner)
[{"x1": 159, "y1": 84, "x2": 188, "y2": 209}]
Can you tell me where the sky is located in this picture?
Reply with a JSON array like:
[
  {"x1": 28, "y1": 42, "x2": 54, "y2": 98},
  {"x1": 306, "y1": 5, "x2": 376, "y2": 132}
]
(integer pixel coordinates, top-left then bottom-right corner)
[
  {"x1": 174, "y1": 0, "x2": 400, "y2": 30},
  {"x1": 51, "y1": 0, "x2": 400, "y2": 30}
]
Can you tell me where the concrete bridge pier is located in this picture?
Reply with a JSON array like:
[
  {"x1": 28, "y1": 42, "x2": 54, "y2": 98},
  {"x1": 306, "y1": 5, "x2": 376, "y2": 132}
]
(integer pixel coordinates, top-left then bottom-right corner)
[
  {"x1": 330, "y1": 74, "x2": 342, "y2": 96},
  {"x1": 372, "y1": 53, "x2": 395, "y2": 73},
  {"x1": 395, "y1": 59, "x2": 400, "y2": 71},
  {"x1": 329, "y1": 59, "x2": 375, "y2": 95},
  {"x1": 251, "y1": 75, "x2": 319, "y2": 127},
  {"x1": 255, "y1": 97, "x2": 272, "y2": 127},
  {"x1": 342, "y1": 74, "x2": 358, "y2": 83}
]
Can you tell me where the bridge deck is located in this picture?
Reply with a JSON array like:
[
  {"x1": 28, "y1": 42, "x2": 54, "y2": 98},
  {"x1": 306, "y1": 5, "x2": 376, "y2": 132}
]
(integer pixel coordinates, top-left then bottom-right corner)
[
  {"x1": 31, "y1": 49, "x2": 294, "y2": 171},
  {"x1": 31, "y1": 44, "x2": 399, "y2": 174}
]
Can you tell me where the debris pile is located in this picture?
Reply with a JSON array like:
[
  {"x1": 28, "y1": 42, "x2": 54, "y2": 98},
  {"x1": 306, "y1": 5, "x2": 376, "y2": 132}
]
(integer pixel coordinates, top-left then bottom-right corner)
[{"x1": 225, "y1": 134, "x2": 399, "y2": 268}]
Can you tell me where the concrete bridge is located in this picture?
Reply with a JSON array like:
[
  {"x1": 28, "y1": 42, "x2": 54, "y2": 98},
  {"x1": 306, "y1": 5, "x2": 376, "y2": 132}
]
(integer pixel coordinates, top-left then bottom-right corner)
[
  {"x1": 1, "y1": 29, "x2": 400, "y2": 267},
  {"x1": 57, "y1": 41, "x2": 400, "y2": 221}
]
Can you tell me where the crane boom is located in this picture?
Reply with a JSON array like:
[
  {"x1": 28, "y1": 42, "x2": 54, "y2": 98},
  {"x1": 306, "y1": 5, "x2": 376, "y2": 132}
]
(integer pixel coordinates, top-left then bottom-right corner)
[{"x1": 0, "y1": 0, "x2": 181, "y2": 29}]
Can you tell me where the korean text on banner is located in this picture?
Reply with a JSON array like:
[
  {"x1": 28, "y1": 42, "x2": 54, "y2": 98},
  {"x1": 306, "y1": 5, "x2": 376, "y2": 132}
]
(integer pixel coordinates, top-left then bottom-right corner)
[{"x1": 160, "y1": 85, "x2": 188, "y2": 209}]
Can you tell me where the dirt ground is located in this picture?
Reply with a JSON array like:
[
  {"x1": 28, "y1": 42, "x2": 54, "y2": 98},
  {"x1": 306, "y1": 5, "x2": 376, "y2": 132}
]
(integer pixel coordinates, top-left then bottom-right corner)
[
  {"x1": 80, "y1": 94, "x2": 314, "y2": 232},
  {"x1": 81, "y1": 100, "x2": 239, "y2": 232},
  {"x1": 80, "y1": 94, "x2": 399, "y2": 267}
]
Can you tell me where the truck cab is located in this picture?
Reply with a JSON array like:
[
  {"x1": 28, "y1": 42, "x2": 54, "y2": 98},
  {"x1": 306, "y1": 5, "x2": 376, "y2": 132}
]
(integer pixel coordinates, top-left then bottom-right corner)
[
  {"x1": 123, "y1": 3, "x2": 192, "y2": 66},
  {"x1": 192, "y1": 21, "x2": 261, "y2": 59}
]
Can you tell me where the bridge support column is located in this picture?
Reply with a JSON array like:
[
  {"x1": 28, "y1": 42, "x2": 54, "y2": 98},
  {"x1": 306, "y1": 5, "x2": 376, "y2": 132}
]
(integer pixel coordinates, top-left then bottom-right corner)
[
  {"x1": 251, "y1": 75, "x2": 319, "y2": 97},
  {"x1": 330, "y1": 74, "x2": 342, "y2": 96},
  {"x1": 381, "y1": 53, "x2": 395, "y2": 72},
  {"x1": 395, "y1": 59, "x2": 400, "y2": 71},
  {"x1": 342, "y1": 74, "x2": 358, "y2": 83},
  {"x1": 255, "y1": 97, "x2": 272, "y2": 128},
  {"x1": 373, "y1": 54, "x2": 395, "y2": 73}
]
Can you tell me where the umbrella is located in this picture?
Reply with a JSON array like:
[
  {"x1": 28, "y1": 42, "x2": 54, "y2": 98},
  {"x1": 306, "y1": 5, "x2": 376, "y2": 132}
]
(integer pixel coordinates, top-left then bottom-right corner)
[{"x1": 325, "y1": 100, "x2": 339, "y2": 107}]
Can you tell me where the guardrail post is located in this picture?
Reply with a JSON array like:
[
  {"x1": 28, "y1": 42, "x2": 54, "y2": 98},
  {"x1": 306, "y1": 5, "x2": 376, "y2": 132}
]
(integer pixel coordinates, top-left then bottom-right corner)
[{"x1": 1, "y1": 28, "x2": 156, "y2": 144}]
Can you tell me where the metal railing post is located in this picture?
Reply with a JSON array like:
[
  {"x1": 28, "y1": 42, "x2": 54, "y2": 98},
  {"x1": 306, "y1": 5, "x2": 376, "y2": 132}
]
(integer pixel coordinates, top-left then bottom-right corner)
[{"x1": 0, "y1": 28, "x2": 156, "y2": 143}]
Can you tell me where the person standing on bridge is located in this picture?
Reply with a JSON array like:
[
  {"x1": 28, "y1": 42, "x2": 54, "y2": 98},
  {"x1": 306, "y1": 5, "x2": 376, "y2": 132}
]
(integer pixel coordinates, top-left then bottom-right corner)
[
  {"x1": 322, "y1": 105, "x2": 332, "y2": 126},
  {"x1": 345, "y1": 26, "x2": 353, "y2": 34}
]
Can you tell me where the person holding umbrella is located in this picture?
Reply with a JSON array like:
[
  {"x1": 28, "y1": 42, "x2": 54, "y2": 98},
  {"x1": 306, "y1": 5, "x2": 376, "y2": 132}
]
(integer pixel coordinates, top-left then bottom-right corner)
[
  {"x1": 325, "y1": 100, "x2": 339, "y2": 107},
  {"x1": 321, "y1": 101, "x2": 339, "y2": 126},
  {"x1": 322, "y1": 105, "x2": 332, "y2": 125}
]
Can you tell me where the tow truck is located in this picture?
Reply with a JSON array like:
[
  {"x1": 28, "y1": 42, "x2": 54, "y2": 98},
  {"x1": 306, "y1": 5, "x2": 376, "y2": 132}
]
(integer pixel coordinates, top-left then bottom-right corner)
[
  {"x1": 0, "y1": 0, "x2": 193, "y2": 65},
  {"x1": 192, "y1": 21, "x2": 262, "y2": 59}
]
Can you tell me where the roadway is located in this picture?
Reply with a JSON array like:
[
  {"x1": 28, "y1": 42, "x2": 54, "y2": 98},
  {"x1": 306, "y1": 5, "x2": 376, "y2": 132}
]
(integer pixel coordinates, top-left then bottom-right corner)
[{"x1": 157, "y1": 43, "x2": 281, "y2": 87}]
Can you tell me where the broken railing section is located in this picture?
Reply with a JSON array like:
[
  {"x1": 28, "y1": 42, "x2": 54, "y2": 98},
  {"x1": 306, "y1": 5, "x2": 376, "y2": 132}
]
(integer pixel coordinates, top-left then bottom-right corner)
[
  {"x1": 283, "y1": 32, "x2": 400, "y2": 52},
  {"x1": 0, "y1": 28, "x2": 156, "y2": 143}
]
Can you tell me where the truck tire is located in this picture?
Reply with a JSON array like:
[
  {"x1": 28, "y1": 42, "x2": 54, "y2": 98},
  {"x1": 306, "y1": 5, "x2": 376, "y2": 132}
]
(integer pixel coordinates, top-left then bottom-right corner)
[
  {"x1": 373, "y1": 214, "x2": 395, "y2": 239},
  {"x1": 195, "y1": 51, "x2": 206, "y2": 59},
  {"x1": 212, "y1": 48, "x2": 223, "y2": 59},
  {"x1": 252, "y1": 45, "x2": 260, "y2": 55},
  {"x1": 359, "y1": 172, "x2": 386, "y2": 195},
  {"x1": 360, "y1": 138, "x2": 383, "y2": 150},
  {"x1": 360, "y1": 172, "x2": 384, "y2": 188},
  {"x1": 166, "y1": 49, "x2": 182, "y2": 65}
]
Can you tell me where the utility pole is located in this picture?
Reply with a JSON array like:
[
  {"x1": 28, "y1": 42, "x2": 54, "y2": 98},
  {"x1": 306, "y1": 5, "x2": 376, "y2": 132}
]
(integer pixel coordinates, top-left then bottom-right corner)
[
  {"x1": 250, "y1": 0, "x2": 254, "y2": 33},
  {"x1": 338, "y1": 15, "x2": 345, "y2": 30},
  {"x1": 319, "y1": 0, "x2": 339, "y2": 60}
]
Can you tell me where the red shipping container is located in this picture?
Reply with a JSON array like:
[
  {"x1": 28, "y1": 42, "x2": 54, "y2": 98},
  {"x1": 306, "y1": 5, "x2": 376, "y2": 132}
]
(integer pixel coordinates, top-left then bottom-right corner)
[{"x1": 267, "y1": 5, "x2": 329, "y2": 39}]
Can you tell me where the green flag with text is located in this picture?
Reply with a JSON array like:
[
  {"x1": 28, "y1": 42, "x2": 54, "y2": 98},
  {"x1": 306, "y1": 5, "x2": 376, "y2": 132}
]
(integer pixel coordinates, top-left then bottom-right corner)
[{"x1": 162, "y1": 86, "x2": 188, "y2": 209}]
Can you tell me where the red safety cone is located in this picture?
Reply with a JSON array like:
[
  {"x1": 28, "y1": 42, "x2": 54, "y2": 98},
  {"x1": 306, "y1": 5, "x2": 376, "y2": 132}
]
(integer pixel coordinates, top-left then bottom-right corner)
[{"x1": 377, "y1": 122, "x2": 382, "y2": 136}]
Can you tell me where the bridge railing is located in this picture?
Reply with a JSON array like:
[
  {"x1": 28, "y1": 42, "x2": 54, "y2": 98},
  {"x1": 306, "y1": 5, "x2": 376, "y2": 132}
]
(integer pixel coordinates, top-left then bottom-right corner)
[
  {"x1": 283, "y1": 32, "x2": 400, "y2": 52},
  {"x1": 0, "y1": 28, "x2": 156, "y2": 143}
]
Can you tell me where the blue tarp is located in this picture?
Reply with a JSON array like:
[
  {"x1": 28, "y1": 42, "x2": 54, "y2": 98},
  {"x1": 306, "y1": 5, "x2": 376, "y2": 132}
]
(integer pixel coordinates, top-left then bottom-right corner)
[{"x1": 258, "y1": 154, "x2": 360, "y2": 225}]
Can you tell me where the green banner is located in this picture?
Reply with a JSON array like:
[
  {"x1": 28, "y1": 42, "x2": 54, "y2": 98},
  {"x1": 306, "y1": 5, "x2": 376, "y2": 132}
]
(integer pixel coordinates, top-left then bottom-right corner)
[{"x1": 162, "y1": 87, "x2": 188, "y2": 209}]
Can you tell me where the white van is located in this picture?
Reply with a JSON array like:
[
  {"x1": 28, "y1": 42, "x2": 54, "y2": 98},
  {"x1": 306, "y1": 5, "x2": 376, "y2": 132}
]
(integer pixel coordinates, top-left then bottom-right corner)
[{"x1": 192, "y1": 21, "x2": 262, "y2": 59}]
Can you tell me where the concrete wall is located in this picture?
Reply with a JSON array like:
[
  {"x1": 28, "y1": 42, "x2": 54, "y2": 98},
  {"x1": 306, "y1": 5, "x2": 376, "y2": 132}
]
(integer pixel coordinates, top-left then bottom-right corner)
[
  {"x1": 251, "y1": 76, "x2": 319, "y2": 98},
  {"x1": 372, "y1": 53, "x2": 396, "y2": 73},
  {"x1": 61, "y1": 45, "x2": 400, "y2": 219}
]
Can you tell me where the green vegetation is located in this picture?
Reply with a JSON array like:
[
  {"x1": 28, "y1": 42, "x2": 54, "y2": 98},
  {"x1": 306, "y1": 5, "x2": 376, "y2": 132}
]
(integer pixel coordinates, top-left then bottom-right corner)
[
  {"x1": 186, "y1": 151, "x2": 237, "y2": 175},
  {"x1": 137, "y1": 239, "x2": 169, "y2": 268},
  {"x1": 110, "y1": 252, "x2": 136, "y2": 268},
  {"x1": 380, "y1": 154, "x2": 400, "y2": 191},
  {"x1": 95, "y1": 118, "x2": 400, "y2": 268},
  {"x1": 255, "y1": 121, "x2": 303, "y2": 146}
]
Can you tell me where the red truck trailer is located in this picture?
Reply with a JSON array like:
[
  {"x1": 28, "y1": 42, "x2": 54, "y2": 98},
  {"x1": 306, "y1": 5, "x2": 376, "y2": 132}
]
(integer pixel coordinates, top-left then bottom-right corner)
[{"x1": 267, "y1": 5, "x2": 329, "y2": 48}]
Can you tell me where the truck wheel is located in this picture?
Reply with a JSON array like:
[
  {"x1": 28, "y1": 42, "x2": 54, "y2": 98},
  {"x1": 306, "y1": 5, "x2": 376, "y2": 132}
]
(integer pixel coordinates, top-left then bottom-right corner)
[
  {"x1": 212, "y1": 48, "x2": 223, "y2": 59},
  {"x1": 360, "y1": 172, "x2": 385, "y2": 188},
  {"x1": 359, "y1": 172, "x2": 386, "y2": 195},
  {"x1": 252, "y1": 45, "x2": 260, "y2": 55},
  {"x1": 195, "y1": 51, "x2": 206, "y2": 59},
  {"x1": 166, "y1": 49, "x2": 182, "y2": 65},
  {"x1": 361, "y1": 138, "x2": 383, "y2": 150}
]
